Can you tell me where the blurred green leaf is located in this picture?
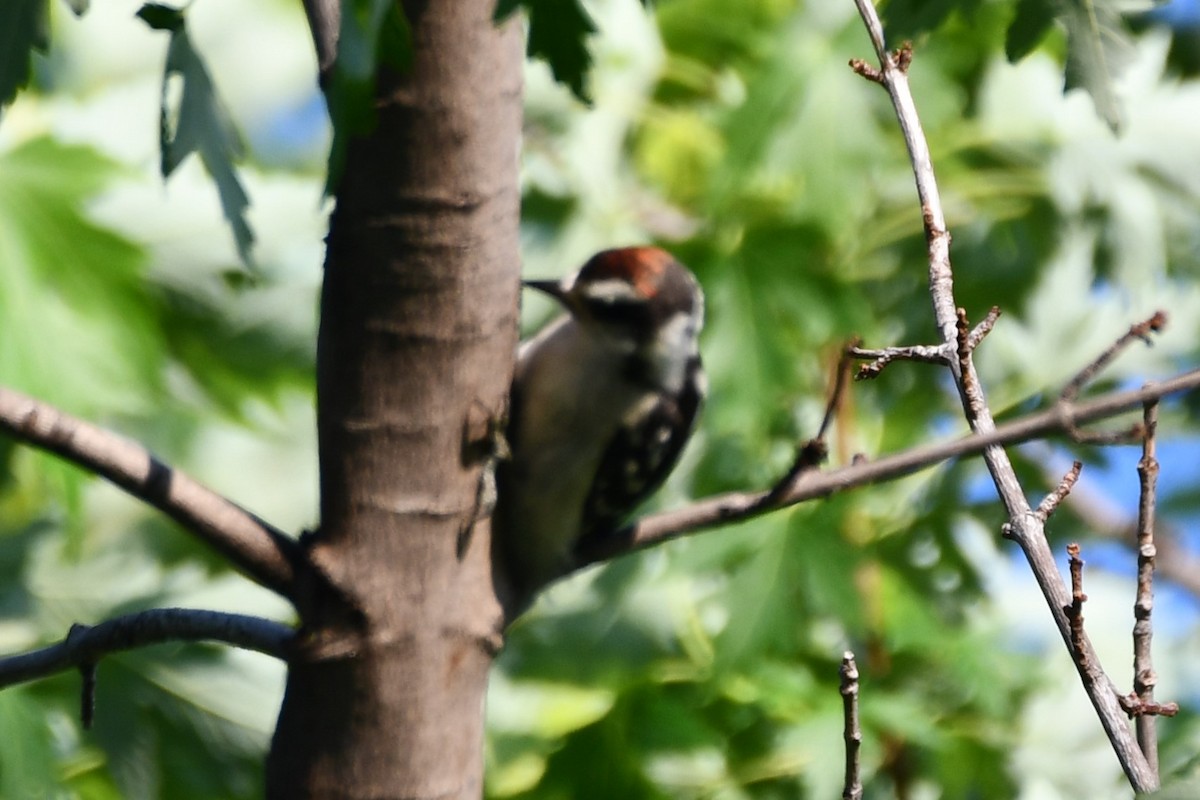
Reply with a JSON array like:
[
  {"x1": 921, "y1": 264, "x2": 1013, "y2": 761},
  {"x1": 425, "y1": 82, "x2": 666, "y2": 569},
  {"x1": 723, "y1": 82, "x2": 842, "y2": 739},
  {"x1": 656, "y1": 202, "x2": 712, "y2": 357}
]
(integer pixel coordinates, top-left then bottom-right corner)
[
  {"x1": 1141, "y1": 776, "x2": 1200, "y2": 799},
  {"x1": 0, "y1": 0, "x2": 48, "y2": 107},
  {"x1": 497, "y1": 0, "x2": 596, "y2": 102},
  {"x1": 883, "y1": 0, "x2": 986, "y2": 38},
  {"x1": 0, "y1": 138, "x2": 160, "y2": 411},
  {"x1": 158, "y1": 287, "x2": 314, "y2": 420},
  {"x1": 1006, "y1": 0, "x2": 1058, "y2": 61},
  {"x1": 0, "y1": 689, "x2": 59, "y2": 797},
  {"x1": 136, "y1": 2, "x2": 183, "y2": 31},
  {"x1": 1061, "y1": 0, "x2": 1133, "y2": 132},
  {"x1": 139, "y1": 5, "x2": 256, "y2": 267}
]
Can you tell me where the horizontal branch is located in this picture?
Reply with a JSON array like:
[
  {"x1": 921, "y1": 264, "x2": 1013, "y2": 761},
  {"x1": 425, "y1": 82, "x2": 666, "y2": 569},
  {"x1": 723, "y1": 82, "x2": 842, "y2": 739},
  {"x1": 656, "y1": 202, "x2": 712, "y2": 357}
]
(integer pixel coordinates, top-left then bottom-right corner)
[
  {"x1": 0, "y1": 387, "x2": 302, "y2": 602},
  {"x1": 579, "y1": 368, "x2": 1200, "y2": 563},
  {"x1": 0, "y1": 608, "x2": 294, "y2": 690}
]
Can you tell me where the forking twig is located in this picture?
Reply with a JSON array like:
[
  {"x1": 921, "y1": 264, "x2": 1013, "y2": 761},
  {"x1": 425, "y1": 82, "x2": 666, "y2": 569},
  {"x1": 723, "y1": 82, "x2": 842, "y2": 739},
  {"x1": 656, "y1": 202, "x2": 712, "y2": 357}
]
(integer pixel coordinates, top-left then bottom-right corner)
[{"x1": 846, "y1": 0, "x2": 1163, "y2": 791}]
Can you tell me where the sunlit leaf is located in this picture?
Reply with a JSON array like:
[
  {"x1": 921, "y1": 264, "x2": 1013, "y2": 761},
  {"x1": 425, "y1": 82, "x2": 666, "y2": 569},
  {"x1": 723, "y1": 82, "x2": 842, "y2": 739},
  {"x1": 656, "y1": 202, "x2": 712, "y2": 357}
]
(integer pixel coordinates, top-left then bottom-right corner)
[
  {"x1": 1061, "y1": 0, "x2": 1134, "y2": 132},
  {"x1": 0, "y1": 138, "x2": 160, "y2": 411},
  {"x1": 138, "y1": 4, "x2": 255, "y2": 267},
  {"x1": 497, "y1": 0, "x2": 596, "y2": 102}
]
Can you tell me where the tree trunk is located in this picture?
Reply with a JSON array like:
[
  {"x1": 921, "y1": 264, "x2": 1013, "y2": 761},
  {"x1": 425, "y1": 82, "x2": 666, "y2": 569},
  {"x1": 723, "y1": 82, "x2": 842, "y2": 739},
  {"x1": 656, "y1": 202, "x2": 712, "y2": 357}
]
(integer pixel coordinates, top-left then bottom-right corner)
[{"x1": 266, "y1": 2, "x2": 523, "y2": 797}]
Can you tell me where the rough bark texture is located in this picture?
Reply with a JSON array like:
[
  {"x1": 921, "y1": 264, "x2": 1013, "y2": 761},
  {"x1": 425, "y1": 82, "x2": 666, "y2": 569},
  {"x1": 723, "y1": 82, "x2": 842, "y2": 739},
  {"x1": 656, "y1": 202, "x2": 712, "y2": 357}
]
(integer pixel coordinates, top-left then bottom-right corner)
[{"x1": 266, "y1": 2, "x2": 523, "y2": 797}]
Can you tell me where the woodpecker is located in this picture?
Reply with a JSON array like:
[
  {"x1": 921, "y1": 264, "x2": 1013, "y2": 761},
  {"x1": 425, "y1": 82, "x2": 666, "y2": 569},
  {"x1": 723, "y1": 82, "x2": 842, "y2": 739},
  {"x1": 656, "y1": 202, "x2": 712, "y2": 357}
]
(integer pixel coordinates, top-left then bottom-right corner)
[{"x1": 496, "y1": 247, "x2": 706, "y2": 600}]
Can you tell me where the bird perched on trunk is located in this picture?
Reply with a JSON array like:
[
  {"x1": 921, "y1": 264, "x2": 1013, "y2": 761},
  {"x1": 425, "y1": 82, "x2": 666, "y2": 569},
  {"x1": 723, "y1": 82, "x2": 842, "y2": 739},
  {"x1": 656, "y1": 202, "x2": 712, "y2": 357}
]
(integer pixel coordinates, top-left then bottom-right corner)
[{"x1": 496, "y1": 247, "x2": 706, "y2": 603}]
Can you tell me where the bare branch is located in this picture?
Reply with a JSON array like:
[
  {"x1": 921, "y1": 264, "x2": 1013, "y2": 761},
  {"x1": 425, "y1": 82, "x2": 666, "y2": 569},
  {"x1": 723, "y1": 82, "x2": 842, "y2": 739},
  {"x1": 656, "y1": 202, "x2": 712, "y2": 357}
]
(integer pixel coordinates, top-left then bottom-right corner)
[
  {"x1": 1035, "y1": 461, "x2": 1082, "y2": 522},
  {"x1": 1062, "y1": 541, "x2": 1179, "y2": 728},
  {"x1": 1119, "y1": 693, "x2": 1179, "y2": 719},
  {"x1": 840, "y1": 652, "x2": 863, "y2": 800},
  {"x1": 0, "y1": 387, "x2": 302, "y2": 602},
  {"x1": 1133, "y1": 400, "x2": 1163, "y2": 771},
  {"x1": 847, "y1": 0, "x2": 1160, "y2": 789},
  {"x1": 967, "y1": 306, "x2": 1001, "y2": 351},
  {"x1": 1066, "y1": 543, "x2": 1089, "y2": 665},
  {"x1": 849, "y1": 342, "x2": 950, "y2": 379},
  {"x1": 955, "y1": 307, "x2": 973, "y2": 383},
  {"x1": 573, "y1": 368, "x2": 1200, "y2": 564},
  {"x1": 0, "y1": 609, "x2": 293, "y2": 690},
  {"x1": 1060, "y1": 475, "x2": 1200, "y2": 599},
  {"x1": 849, "y1": 309, "x2": 997, "y2": 380}
]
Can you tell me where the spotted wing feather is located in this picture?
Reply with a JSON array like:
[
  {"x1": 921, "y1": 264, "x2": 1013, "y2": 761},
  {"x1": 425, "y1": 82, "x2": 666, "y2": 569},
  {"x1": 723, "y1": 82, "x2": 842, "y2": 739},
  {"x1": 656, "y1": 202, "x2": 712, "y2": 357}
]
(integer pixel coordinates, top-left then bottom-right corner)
[{"x1": 577, "y1": 356, "x2": 704, "y2": 547}]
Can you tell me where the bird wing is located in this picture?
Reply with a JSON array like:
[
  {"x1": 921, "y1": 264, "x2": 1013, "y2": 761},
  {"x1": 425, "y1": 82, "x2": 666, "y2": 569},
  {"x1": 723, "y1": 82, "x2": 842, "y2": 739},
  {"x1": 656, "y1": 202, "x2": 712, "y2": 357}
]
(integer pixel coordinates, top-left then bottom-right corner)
[{"x1": 578, "y1": 356, "x2": 704, "y2": 545}]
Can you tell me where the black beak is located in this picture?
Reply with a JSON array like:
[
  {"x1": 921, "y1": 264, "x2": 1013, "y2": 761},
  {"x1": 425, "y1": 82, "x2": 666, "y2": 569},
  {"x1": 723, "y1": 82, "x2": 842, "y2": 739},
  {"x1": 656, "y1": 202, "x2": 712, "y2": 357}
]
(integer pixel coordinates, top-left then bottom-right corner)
[{"x1": 521, "y1": 279, "x2": 568, "y2": 304}]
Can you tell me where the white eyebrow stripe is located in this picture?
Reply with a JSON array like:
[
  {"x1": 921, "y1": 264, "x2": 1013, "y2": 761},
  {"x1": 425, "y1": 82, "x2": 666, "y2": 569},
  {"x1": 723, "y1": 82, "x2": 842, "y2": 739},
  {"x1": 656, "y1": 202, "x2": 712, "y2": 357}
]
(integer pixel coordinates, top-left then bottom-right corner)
[{"x1": 579, "y1": 278, "x2": 643, "y2": 302}]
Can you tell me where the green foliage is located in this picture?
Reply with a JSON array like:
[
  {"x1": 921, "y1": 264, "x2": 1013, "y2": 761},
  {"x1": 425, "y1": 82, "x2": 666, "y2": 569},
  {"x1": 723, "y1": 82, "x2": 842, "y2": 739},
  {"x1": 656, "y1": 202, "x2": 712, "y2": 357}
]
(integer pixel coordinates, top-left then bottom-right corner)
[
  {"x1": 884, "y1": 0, "x2": 988, "y2": 36},
  {"x1": 498, "y1": 0, "x2": 598, "y2": 102},
  {"x1": 138, "y1": 3, "x2": 255, "y2": 268},
  {"x1": 0, "y1": 138, "x2": 156, "y2": 411},
  {"x1": 0, "y1": 36, "x2": 309, "y2": 791},
  {"x1": 0, "y1": 0, "x2": 48, "y2": 107},
  {"x1": 1060, "y1": 0, "x2": 1136, "y2": 131},
  {"x1": 883, "y1": 0, "x2": 1161, "y2": 132},
  {"x1": 1006, "y1": 0, "x2": 1059, "y2": 61}
]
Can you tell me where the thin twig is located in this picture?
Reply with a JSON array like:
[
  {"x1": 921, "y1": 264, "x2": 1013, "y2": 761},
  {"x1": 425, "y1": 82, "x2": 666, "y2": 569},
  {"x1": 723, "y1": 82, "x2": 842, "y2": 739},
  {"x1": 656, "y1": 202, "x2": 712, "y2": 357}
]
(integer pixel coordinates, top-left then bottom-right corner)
[
  {"x1": 0, "y1": 609, "x2": 293, "y2": 690},
  {"x1": 1061, "y1": 312, "x2": 1167, "y2": 402},
  {"x1": 762, "y1": 345, "x2": 856, "y2": 504},
  {"x1": 840, "y1": 652, "x2": 863, "y2": 800},
  {"x1": 1132, "y1": 400, "x2": 1162, "y2": 772},
  {"x1": 1061, "y1": 543, "x2": 1170, "y2": 730},
  {"x1": 1066, "y1": 543, "x2": 1089, "y2": 667},
  {"x1": 967, "y1": 306, "x2": 1001, "y2": 351},
  {"x1": 1062, "y1": 425, "x2": 1145, "y2": 446},
  {"x1": 1035, "y1": 461, "x2": 1082, "y2": 522},
  {"x1": 0, "y1": 387, "x2": 302, "y2": 602},
  {"x1": 847, "y1": 0, "x2": 1159, "y2": 789},
  {"x1": 1119, "y1": 693, "x2": 1178, "y2": 719},
  {"x1": 955, "y1": 308, "x2": 973, "y2": 387},
  {"x1": 820, "y1": 343, "x2": 858, "y2": 441},
  {"x1": 849, "y1": 342, "x2": 950, "y2": 379},
  {"x1": 847, "y1": 308, "x2": 997, "y2": 380},
  {"x1": 1036, "y1": 450, "x2": 1200, "y2": 599}
]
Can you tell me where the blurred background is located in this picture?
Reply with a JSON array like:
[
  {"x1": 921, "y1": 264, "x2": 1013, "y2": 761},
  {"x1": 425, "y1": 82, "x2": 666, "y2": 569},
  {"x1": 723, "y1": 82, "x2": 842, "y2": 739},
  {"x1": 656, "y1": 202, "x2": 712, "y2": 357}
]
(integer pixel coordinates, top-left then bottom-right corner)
[{"x1": 2, "y1": 0, "x2": 1200, "y2": 797}]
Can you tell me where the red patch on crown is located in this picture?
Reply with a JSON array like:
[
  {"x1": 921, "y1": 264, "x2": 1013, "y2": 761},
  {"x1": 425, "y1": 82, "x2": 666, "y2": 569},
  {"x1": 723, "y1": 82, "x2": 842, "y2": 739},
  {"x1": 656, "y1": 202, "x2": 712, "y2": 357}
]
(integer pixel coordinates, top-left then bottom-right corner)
[{"x1": 583, "y1": 247, "x2": 674, "y2": 298}]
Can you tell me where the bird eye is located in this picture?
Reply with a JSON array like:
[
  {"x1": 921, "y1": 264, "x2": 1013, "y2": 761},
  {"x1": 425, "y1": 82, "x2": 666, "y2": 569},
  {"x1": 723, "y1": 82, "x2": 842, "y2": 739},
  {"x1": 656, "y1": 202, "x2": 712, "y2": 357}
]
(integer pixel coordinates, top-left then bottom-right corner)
[{"x1": 583, "y1": 297, "x2": 650, "y2": 327}]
